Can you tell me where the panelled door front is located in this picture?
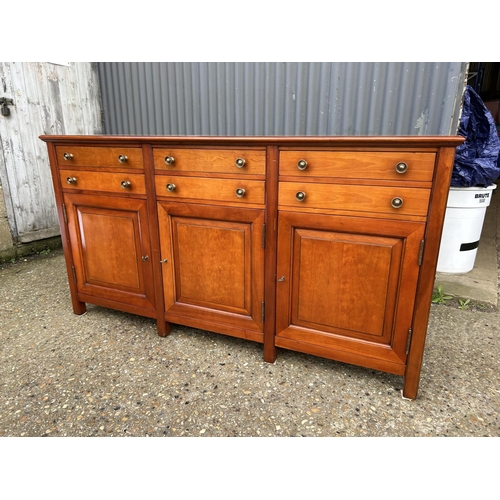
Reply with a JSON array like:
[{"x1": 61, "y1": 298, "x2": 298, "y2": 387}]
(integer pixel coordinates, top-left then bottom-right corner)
[
  {"x1": 157, "y1": 202, "x2": 265, "y2": 342},
  {"x1": 63, "y1": 192, "x2": 155, "y2": 311},
  {"x1": 275, "y1": 211, "x2": 425, "y2": 373}
]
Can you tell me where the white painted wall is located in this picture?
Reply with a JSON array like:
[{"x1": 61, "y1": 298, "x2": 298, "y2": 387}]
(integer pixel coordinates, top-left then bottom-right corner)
[{"x1": 0, "y1": 62, "x2": 103, "y2": 243}]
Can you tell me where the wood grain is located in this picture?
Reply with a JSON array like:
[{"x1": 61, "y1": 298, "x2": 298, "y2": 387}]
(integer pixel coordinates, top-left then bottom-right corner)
[
  {"x1": 40, "y1": 134, "x2": 465, "y2": 399},
  {"x1": 60, "y1": 171, "x2": 146, "y2": 195},
  {"x1": 153, "y1": 148, "x2": 266, "y2": 174},
  {"x1": 55, "y1": 146, "x2": 143, "y2": 169},
  {"x1": 280, "y1": 151, "x2": 435, "y2": 181},
  {"x1": 64, "y1": 192, "x2": 155, "y2": 310},
  {"x1": 404, "y1": 146, "x2": 459, "y2": 399},
  {"x1": 158, "y1": 202, "x2": 265, "y2": 335},
  {"x1": 276, "y1": 211, "x2": 425, "y2": 368},
  {"x1": 279, "y1": 182, "x2": 431, "y2": 216},
  {"x1": 155, "y1": 175, "x2": 265, "y2": 206}
]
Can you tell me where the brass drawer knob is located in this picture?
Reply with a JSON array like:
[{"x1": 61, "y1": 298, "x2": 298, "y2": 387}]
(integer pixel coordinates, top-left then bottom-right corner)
[
  {"x1": 164, "y1": 156, "x2": 175, "y2": 165},
  {"x1": 166, "y1": 183, "x2": 176, "y2": 192},
  {"x1": 391, "y1": 197, "x2": 403, "y2": 208},
  {"x1": 235, "y1": 158, "x2": 246, "y2": 168},
  {"x1": 236, "y1": 188, "x2": 246, "y2": 198},
  {"x1": 297, "y1": 159, "x2": 308, "y2": 170},
  {"x1": 396, "y1": 162, "x2": 408, "y2": 174},
  {"x1": 121, "y1": 180, "x2": 131, "y2": 189},
  {"x1": 66, "y1": 176, "x2": 77, "y2": 185},
  {"x1": 296, "y1": 191, "x2": 306, "y2": 202},
  {"x1": 63, "y1": 152, "x2": 73, "y2": 161},
  {"x1": 118, "y1": 154, "x2": 128, "y2": 163}
]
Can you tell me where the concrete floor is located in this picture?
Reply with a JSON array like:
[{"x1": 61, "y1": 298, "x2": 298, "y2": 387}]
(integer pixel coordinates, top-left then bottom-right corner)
[
  {"x1": 1, "y1": 185, "x2": 499, "y2": 495},
  {"x1": 0, "y1": 185, "x2": 498, "y2": 438},
  {"x1": 0, "y1": 235, "x2": 499, "y2": 439}
]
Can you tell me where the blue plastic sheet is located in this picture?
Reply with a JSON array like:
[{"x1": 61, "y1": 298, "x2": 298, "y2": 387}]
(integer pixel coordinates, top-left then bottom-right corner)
[{"x1": 451, "y1": 85, "x2": 500, "y2": 187}]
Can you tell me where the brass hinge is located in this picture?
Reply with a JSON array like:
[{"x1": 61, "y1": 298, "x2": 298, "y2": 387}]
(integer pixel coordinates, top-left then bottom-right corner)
[
  {"x1": 406, "y1": 328, "x2": 413, "y2": 354},
  {"x1": 62, "y1": 203, "x2": 68, "y2": 224},
  {"x1": 261, "y1": 301, "x2": 265, "y2": 323},
  {"x1": 262, "y1": 223, "x2": 266, "y2": 248},
  {"x1": 418, "y1": 240, "x2": 425, "y2": 266},
  {"x1": 71, "y1": 265, "x2": 77, "y2": 284}
]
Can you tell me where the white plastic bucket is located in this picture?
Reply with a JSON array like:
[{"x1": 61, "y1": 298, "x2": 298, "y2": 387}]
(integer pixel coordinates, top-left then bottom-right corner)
[{"x1": 437, "y1": 184, "x2": 497, "y2": 273}]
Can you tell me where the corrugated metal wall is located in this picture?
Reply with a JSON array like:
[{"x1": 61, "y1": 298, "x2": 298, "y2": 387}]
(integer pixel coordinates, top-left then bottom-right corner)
[{"x1": 98, "y1": 62, "x2": 468, "y2": 137}]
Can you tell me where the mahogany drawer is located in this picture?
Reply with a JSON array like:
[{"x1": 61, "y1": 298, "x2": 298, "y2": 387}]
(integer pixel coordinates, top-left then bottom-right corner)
[
  {"x1": 153, "y1": 148, "x2": 266, "y2": 175},
  {"x1": 279, "y1": 151, "x2": 436, "y2": 182},
  {"x1": 155, "y1": 175, "x2": 265, "y2": 205},
  {"x1": 55, "y1": 146, "x2": 143, "y2": 169},
  {"x1": 278, "y1": 181, "x2": 431, "y2": 216},
  {"x1": 60, "y1": 171, "x2": 146, "y2": 195}
]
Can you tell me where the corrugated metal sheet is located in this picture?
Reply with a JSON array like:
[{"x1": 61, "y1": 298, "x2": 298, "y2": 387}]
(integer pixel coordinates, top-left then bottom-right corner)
[
  {"x1": 98, "y1": 62, "x2": 468, "y2": 136},
  {"x1": 0, "y1": 62, "x2": 103, "y2": 243}
]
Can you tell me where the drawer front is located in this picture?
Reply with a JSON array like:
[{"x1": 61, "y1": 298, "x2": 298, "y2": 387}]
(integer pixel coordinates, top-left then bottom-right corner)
[
  {"x1": 279, "y1": 151, "x2": 435, "y2": 182},
  {"x1": 55, "y1": 146, "x2": 144, "y2": 169},
  {"x1": 279, "y1": 182, "x2": 430, "y2": 216},
  {"x1": 153, "y1": 148, "x2": 266, "y2": 174},
  {"x1": 60, "y1": 171, "x2": 146, "y2": 194},
  {"x1": 155, "y1": 175, "x2": 265, "y2": 205}
]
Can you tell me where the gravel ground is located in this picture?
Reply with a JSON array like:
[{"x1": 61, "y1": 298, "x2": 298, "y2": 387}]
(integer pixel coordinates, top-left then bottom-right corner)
[{"x1": 1, "y1": 248, "x2": 499, "y2": 438}]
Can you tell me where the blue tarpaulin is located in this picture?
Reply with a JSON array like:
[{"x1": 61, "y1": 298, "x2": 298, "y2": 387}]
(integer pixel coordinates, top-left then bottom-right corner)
[{"x1": 451, "y1": 85, "x2": 500, "y2": 187}]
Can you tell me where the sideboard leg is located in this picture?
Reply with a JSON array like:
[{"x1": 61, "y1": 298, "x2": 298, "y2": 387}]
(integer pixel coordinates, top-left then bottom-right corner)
[
  {"x1": 264, "y1": 344, "x2": 277, "y2": 363},
  {"x1": 157, "y1": 320, "x2": 171, "y2": 338},
  {"x1": 402, "y1": 369, "x2": 419, "y2": 400},
  {"x1": 71, "y1": 299, "x2": 86, "y2": 315}
]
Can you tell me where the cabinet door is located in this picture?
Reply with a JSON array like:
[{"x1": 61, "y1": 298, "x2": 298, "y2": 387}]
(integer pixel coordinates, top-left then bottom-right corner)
[
  {"x1": 64, "y1": 192, "x2": 155, "y2": 312},
  {"x1": 276, "y1": 211, "x2": 425, "y2": 374},
  {"x1": 158, "y1": 202, "x2": 265, "y2": 342}
]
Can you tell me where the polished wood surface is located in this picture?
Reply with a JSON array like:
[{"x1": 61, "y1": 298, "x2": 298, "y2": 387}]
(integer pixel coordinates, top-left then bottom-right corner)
[
  {"x1": 41, "y1": 134, "x2": 464, "y2": 399},
  {"x1": 64, "y1": 193, "x2": 155, "y2": 310},
  {"x1": 403, "y1": 146, "x2": 460, "y2": 399},
  {"x1": 60, "y1": 171, "x2": 146, "y2": 195},
  {"x1": 155, "y1": 175, "x2": 265, "y2": 206},
  {"x1": 278, "y1": 182, "x2": 430, "y2": 216},
  {"x1": 143, "y1": 144, "x2": 170, "y2": 337},
  {"x1": 153, "y1": 148, "x2": 266, "y2": 174},
  {"x1": 42, "y1": 135, "x2": 463, "y2": 147},
  {"x1": 276, "y1": 212, "x2": 424, "y2": 368},
  {"x1": 55, "y1": 146, "x2": 143, "y2": 168},
  {"x1": 158, "y1": 202, "x2": 265, "y2": 339},
  {"x1": 263, "y1": 145, "x2": 279, "y2": 363},
  {"x1": 279, "y1": 151, "x2": 435, "y2": 181}
]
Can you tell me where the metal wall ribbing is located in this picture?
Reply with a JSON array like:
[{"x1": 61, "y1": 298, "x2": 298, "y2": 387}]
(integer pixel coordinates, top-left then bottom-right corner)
[{"x1": 97, "y1": 62, "x2": 468, "y2": 136}]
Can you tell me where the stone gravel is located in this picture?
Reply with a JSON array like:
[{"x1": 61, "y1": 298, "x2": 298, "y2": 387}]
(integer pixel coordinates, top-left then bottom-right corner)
[{"x1": 1, "y1": 249, "x2": 499, "y2": 437}]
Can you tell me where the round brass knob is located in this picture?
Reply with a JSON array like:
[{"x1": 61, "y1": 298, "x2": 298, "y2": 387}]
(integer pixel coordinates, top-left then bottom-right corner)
[
  {"x1": 396, "y1": 162, "x2": 408, "y2": 174},
  {"x1": 296, "y1": 191, "x2": 306, "y2": 202},
  {"x1": 164, "y1": 156, "x2": 175, "y2": 165},
  {"x1": 63, "y1": 152, "x2": 73, "y2": 161},
  {"x1": 297, "y1": 159, "x2": 308, "y2": 170},
  {"x1": 166, "y1": 183, "x2": 176, "y2": 192},
  {"x1": 118, "y1": 154, "x2": 128, "y2": 163},
  {"x1": 391, "y1": 197, "x2": 403, "y2": 208},
  {"x1": 66, "y1": 176, "x2": 77, "y2": 185},
  {"x1": 121, "y1": 180, "x2": 131, "y2": 189},
  {"x1": 235, "y1": 158, "x2": 246, "y2": 168},
  {"x1": 236, "y1": 188, "x2": 246, "y2": 198}
]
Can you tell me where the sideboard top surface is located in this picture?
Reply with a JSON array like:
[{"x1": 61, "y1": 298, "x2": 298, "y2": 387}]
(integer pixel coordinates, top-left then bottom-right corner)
[{"x1": 40, "y1": 135, "x2": 465, "y2": 148}]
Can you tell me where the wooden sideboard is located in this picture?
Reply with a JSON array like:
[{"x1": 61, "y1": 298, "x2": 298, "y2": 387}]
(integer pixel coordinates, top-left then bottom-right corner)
[{"x1": 40, "y1": 135, "x2": 464, "y2": 399}]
